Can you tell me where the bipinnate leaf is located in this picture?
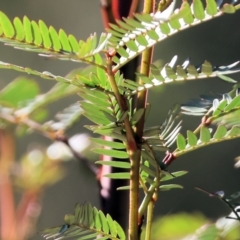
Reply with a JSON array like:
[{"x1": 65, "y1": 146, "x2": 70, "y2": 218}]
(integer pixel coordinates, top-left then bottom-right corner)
[
  {"x1": 0, "y1": 11, "x2": 109, "y2": 66},
  {"x1": 0, "y1": 60, "x2": 71, "y2": 83},
  {"x1": 40, "y1": 203, "x2": 126, "y2": 239},
  {"x1": 174, "y1": 124, "x2": 240, "y2": 157},
  {"x1": 121, "y1": 57, "x2": 240, "y2": 95},
  {"x1": 109, "y1": 0, "x2": 240, "y2": 71}
]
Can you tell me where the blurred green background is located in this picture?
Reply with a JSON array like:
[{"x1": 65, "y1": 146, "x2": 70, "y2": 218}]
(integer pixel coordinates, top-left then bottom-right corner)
[{"x1": 0, "y1": 1, "x2": 240, "y2": 239}]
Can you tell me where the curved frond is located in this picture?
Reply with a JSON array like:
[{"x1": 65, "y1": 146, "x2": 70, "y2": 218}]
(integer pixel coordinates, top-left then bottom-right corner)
[
  {"x1": 0, "y1": 12, "x2": 109, "y2": 66},
  {"x1": 108, "y1": 0, "x2": 240, "y2": 70},
  {"x1": 40, "y1": 202, "x2": 126, "y2": 240},
  {"x1": 175, "y1": 124, "x2": 240, "y2": 157},
  {"x1": 0, "y1": 60, "x2": 71, "y2": 83},
  {"x1": 121, "y1": 57, "x2": 240, "y2": 94}
]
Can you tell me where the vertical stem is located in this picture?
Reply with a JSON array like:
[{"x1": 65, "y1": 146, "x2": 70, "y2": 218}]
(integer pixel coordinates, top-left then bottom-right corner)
[
  {"x1": 107, "y1": 56, "x2": 140, "y2": 239},
  {"x1": 144, "y1": 201, "x2": 154, "y2": 240},
  {"x1": 135, "y1": 0, "x2": 155, "y2": 136},
  {"x1": 134, "y1": 0, "x2": 155, "y2": 239}
]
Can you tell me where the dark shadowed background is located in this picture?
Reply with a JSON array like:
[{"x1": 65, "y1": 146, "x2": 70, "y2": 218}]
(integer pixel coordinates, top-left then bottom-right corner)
[{"x1": 0, "y1": 1, "x2": 240, "y2": 239}]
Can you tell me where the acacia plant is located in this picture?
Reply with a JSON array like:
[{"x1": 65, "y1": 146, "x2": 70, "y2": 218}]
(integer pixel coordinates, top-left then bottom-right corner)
[{"x1": 0, "y1": 0, "x2": 240, "y2": 239}]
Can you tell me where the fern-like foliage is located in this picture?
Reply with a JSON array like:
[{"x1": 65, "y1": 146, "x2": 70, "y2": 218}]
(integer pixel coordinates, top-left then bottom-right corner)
[
  {"x1": 175, "y1": 124, "x2": 240, "y2": 157},
  {"x1": 121, "y1": 57, "x2": 240, "y2": 95},
  {"x1": 40, "y1": 203, "x2": 126, "y2": 240},
  {"x1": 108, "y1": 0, "x2": 240, "y2": 70},
  {"x1": 0, "y1": 12, "x2": 110, "y2": 67}
]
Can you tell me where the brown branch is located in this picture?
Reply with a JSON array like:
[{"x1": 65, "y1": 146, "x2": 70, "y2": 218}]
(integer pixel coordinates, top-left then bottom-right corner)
[
  {"x1": 128, "y1": 0, "x2": 140, "y2": 17},
  {"x1": 100, "y1": 0, "x2": 117, "y2": 28}
]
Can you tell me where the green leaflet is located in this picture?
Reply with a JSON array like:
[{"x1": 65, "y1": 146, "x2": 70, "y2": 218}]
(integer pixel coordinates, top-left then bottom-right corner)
[
  {"x1": 201, "y1": 61, "x2": 212, "y2": 75},
  {"x1": 213, "y1": 125, "x2": 227, "y2": 139},
  {"x1": 227, "y1": 126, "x2": 240, "y2": 136},
  {"x1": 90, "y1": 138, "x2": 125, "y2": 149},
  {"x1": 80, "y1": 101, "x2": 112, "y2": 115},
  {"x1": 69, "y1": 34, "x2": 80, "y2": 52},
  {"x1": 206, "y1": 0, "x2": 218, "y2": 15},
  {"x1": 23, "y1": 16, "x2": 32, "y2": 43},
  {"x1": 99, "y1": 211, "x2": 109, "y2": 234},
  {"x1": 49, "y1": 26, "x2": 61, "y2": 51},
  {"x1": 217, "y1": 73, "x2": 237, "y2": 83},
  {"x1": 212, "y1": 99, "x2": 227, "y2": 116},
  {"x1": 59, "y1": 29, "x2": 72, "y2": 52},
  {"x1": 136, "y1": 35, "x2": 148, "y2": 46},
  {"x1": 84, "y1": 112, "x2": 111, "y2": 125},
  {"x1": 222, "y1": 3, "x2": 236, "y2": 13},
  {"x1": 193, "y1": 0, "x2": 205, "y2": 20},
  {"x1": 200, "y1": 126, "x2": 211, "y2": 143},
  {"x1": 187, "y1": 130, "x2": 198, "y2": 146},
  {"x1": 159, "y1": 184, "x2": 183, "y2": 191},
  {"x1": 0, "y1": 11, "x2": 14, "y2": 38},
  {"x1": 224, "y1": 95, "x2": 240, "y2": 112},
  {"x1": 104, "y1": 172, "x2": 130, "y2": 179},
  {"x1": 114, "y1": 221, "x2": 126, "y2": 240},
  {"x1": 125, "y1": 41, "x2": 138, "y2": 52},
  {"x1": 177, "y1": 133, "x2": 187, "y2": 150},
  {"x1": 161, "y1": 171, "x2": 188, "y2": 181},
  {"x1": 79, "y1": 92, "x2": 110, "y2": 107},
  {"x1": 92, "y1": 149, "x2": 129, "y2": 159},
  {"x1": 39, "y1": 20, "x2": 52, "y2": 49},
  {"x1": 31, "y1": 20, "x2": 42, "y2": 45},
  {"x1": 106, "y1": 214, "x2": 117, "y2": 238},
  {"x1": 95, "y1": 161, "x2": 130, "y2": 169},
  {"x1": 13, "y1": 17, "x2": 24, "y2": 41}
]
